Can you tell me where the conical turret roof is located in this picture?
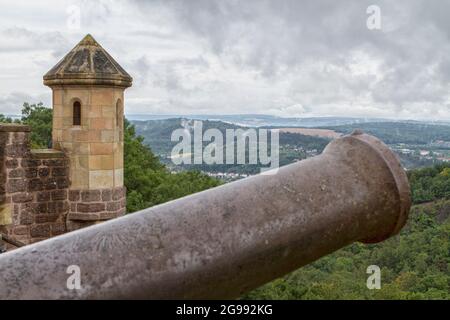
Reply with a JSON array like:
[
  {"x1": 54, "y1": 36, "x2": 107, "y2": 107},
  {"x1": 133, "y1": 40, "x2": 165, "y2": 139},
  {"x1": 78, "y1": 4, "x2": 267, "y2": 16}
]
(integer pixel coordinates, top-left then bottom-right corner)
[{"x1": 43, "y1": 34, "x2": 132, "y2": 88}]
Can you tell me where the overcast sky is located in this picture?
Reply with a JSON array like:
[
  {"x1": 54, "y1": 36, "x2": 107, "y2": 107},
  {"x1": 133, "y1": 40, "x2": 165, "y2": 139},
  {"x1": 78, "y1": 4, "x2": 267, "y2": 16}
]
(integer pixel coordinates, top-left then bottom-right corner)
[{"x1": 0, "y1": 0, "x2": 449, "y2": 120}]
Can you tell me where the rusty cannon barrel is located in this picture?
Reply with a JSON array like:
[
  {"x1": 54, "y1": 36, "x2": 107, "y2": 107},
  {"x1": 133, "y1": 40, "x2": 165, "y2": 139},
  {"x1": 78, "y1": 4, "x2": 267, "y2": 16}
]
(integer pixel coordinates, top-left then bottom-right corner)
[{"x1": 0, "y1": 132, "x2": 410, "y2": 299}]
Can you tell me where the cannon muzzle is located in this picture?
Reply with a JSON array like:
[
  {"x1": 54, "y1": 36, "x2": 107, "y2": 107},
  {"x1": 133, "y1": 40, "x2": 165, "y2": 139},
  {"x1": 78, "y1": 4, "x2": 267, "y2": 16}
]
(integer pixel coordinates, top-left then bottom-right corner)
[{"x1": 0, "y1": 132, "x2": 410, "y2": 299}]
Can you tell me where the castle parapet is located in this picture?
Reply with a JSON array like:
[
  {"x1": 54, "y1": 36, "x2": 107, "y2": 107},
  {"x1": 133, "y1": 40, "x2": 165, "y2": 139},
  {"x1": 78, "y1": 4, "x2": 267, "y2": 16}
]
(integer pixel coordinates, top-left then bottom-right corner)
[{"x1": 0, "y1": 125, "x2": 70, "y2": 248}]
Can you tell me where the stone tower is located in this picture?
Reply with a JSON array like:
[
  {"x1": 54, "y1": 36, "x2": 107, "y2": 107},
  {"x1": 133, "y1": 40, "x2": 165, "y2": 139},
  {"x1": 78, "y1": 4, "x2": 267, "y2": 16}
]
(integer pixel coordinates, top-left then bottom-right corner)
[{"x1": 43, "y1": 34, "x2": 132, "y2": 230}]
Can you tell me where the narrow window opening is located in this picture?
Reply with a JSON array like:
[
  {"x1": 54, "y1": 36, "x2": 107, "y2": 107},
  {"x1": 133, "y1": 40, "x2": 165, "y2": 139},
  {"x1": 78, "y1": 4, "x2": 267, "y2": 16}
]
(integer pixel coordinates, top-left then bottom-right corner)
[
  {"x1": 73, "y1": 101, "x2": 81, "y2": 126},
  {"x1": 116, "y1": 99, "x2": 122, "y2": 128}
]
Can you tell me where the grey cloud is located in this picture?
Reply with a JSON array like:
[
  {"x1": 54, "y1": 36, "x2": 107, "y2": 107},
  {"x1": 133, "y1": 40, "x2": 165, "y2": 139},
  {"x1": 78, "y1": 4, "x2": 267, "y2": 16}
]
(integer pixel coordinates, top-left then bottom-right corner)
[
  {"x1": 0, "y1": 27, "x2": 70, "y2": 57},
  {"x1": 0, "y1": 92, "x2": 51, "y2": 114},
  {"x1": 1, "y1": 0, "x2": 450, "y2": 119},
  {"x1": 130, "y1": 0, "x2": 450, "y2": 115}
]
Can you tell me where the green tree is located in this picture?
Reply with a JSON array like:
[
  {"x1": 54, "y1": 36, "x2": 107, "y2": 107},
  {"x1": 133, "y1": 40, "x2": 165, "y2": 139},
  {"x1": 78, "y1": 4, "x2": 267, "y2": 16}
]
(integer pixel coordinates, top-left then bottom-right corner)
[
  {"x1": 123, "y1": 119, "x2": 221, "y2": 212},
  {"x1": 0, "y1": 114, "x2": 13, "y2": 123},
  {"x1": 21, "y1": 102, "x2": 52, "y2": 148}
]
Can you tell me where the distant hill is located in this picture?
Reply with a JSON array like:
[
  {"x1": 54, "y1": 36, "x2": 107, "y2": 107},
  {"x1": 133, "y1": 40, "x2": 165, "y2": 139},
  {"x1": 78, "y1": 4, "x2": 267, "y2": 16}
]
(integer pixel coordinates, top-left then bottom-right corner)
[
  {"x1": 131, "y1": 118, "x2": 330, "y2": 175},
  {"x1": 127, "y1": 114, "x2": 450, "y2": 127},
  {"x1": 131, "y1": 118, "x2": 450, "y2": 172},
  {"x1": 323, "y1": 122, "x2": 450, "y2": 145}
]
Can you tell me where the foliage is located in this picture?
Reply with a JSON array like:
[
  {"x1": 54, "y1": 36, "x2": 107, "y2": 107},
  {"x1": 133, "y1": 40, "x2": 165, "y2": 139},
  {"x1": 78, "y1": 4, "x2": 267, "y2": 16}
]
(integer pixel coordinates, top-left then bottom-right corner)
[
  {"x1": 1, "y1": 103, "x2": 52, "y2": 148},
  {"x1": 244, "y1": 199, "x2": 450, "y2": 300},
  {"x1": 0, "y1": 114, "x2": 14, "y2": 123},
  {"x1": 20, "y1": 102, "x2": 53, "y2": 148},
  {"x1": 408, "y1": 163, "x2": 450, "y2": 204},
  {"x1": 124, "y1": 119, "x2": 221, "y2": 212}
]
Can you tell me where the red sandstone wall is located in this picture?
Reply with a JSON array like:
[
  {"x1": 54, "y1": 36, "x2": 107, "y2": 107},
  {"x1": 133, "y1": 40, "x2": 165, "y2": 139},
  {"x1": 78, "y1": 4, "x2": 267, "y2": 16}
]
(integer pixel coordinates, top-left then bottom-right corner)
[
  {"x1": 1, "y1": 124, "x2": 127, "y2": 249},
  {"x1": 66, "y1": 186, "x2": 126, "y2": 231},
  {"x1": 0, "y1": 125, "x2": 70, "y2": 246}
]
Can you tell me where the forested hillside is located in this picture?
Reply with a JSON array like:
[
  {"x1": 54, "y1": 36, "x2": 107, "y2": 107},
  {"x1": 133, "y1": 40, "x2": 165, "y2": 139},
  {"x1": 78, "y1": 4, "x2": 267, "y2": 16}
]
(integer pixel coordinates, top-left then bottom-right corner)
[
  {"x1": 245, "y1": 164, "x2": 450, "y2": 299},
  {"x1": 325, "y1": 122, "x2": 450, "y2": 145},
  {"x1": 123, "y1": 119, "x2": 220, "y2": 212},
  {"x1": 133, "y1": 118, "x2": 330, "y2": 174},
  {"x1": 245, "y1": 199, "x2": 450, "y2": 300}
]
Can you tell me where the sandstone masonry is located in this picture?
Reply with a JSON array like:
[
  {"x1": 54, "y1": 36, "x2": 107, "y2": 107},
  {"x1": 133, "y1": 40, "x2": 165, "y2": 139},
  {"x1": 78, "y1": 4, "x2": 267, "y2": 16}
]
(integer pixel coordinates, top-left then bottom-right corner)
[{"x1": 0, "y1": 34, "x2": 132, "y2": 250}]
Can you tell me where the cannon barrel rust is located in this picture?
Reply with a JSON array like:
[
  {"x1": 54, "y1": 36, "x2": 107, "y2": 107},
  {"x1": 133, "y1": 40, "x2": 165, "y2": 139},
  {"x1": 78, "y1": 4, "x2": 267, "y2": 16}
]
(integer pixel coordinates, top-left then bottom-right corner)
[{"x1": 0, "y1": 132, "x2": 411, "y2": 299}]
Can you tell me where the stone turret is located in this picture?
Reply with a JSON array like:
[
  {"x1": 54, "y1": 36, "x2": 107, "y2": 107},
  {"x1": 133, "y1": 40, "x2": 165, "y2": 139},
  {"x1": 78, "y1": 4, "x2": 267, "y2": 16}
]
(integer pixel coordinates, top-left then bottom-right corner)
[
  {"x1": 44, "y1": 34, "x2": 132, "y2": 230},
  {"x1": 0, "y1": 34, "x2": 132, "y2": 249}
]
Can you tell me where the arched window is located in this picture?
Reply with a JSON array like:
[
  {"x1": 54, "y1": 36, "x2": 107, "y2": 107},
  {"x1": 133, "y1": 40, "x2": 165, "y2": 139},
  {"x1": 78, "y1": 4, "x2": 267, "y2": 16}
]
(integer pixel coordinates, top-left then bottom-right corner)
[
  {"x1": 73, "y1": 101, "x2": 81, "y2": 126},
  {"x1": 116, "y1": 99, "x2": 123, "y2": 129}
]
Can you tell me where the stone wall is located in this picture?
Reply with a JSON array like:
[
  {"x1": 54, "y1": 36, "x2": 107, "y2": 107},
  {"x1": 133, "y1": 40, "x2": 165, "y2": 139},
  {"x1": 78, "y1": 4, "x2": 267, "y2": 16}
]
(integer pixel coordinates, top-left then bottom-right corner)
[
  {"x1": 0, "y1": 123, "x2": 127, "y2": 249},
  {"x1": 0, "y1": 125, "x2": 70, "y2": 246},
  {"x1": 66, "y1": 186, "x2": 126, "y2": 231}
]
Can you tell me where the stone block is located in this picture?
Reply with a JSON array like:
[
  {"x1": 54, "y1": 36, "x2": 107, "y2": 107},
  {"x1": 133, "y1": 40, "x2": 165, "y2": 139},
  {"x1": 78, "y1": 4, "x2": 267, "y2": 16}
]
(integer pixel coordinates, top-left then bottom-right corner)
[
  {"x1": 5, "y1": 159, "x2": 18, "y2": 168},
  {"x1": 89, "y1": 155, "x2": 114, "y2": 170},
  {"x1": 88, "y1": 130, "x2": 101, "y2": 142},
  {"x1": 70, "y1": 167, "x2": 89, "y2": 189},
  {"x1": 7, "y1": 179, "x2": 27, "y2": 193},
  {"x1": 19, "y1": 211, "x2": 34, "y2": 225},
  {"x1": 52, "y1": 167, "x2": 68, "y2": 177},
  {"x1": 51, "y1": 189, "x2": 67, "y2": 201},
  {"x1": 77, "y1": 202, "x2": 105, "y2": 213},
  {"x1": 0, "y1": 204, "x2": 12, "y2": 225},
  {"x1": 37, "y1": 203, "x2": 48, "y2": 214},
  {"x1": 52, "y1": 129, "x2": 63, "y2": 141},
  {"x1": 51, "y1": 222, "x2": 66, "y2": 236},
  {"x1": 101, "y1": 189, "x2": 112, "y2": 201},
  {"x1": 90, "y1": 142, "x2": 113, "y2": 155},
  {"x1": 90, "y1": 118, "x2": 114, "y2": 130},
  {"x1": 53, "y1": 89, "x2": 63, "y2": 105},
  {"x1": 101, "y1": 130, "x2": 115, "y2": 143},
  {"x1": 37, "y1": 191, "x2": 51, "y2": 202},
  {"x1": 114, "y1": 168, "x2": 124, "y2": 187},
  {"x1": 53, "y1": 117, "x2": 63, "y2": 129},
  {"x1": 89, "y1": 170, "x2": 114, "y2": 189},
  {"x1": 114, "y1": 149, "x2": 124, "y2": 168},
  {"x1": 13, "y1": 225, "x2": 29, "y2": 235},
  {"x1": 8, "y1": 168, "x2": 25, "y2": 178},
  {"x1": 43, "y1": 159, "x2": 67, "y2": 167},
  {"x1": 72, "y1": 142, "x2": 90, "y2": 154},
  {"x1": 25, "y1": 168, "x2": 38, "y2": 178},
  {"x1": 28, "y1": 178, "x2": 44, "y2": 192},
  {"x1": 56, "y1": 177, "x2": 70, "y2": 189},
  {"x1": 81, "y1": 190, "x2": 101, "y2": 202},
  {"x1": 12, "y1": 192, "x2": 33, "y2": 203},
  {"x1": 5, "y1": 143, "x2": 29, "y2": 157},
  {"x1": 91, "y1": 89, "x2": 113, "y2": 105},
  {"x1": 21, "y1": 159, "x2": 41, "y2": 168},
  {"x1": 39, "y1": 167, "x2": 50, "y2": 177},
  {"x1": 52, "y1": 104, "x2": 63, "y2": 117},
  {"x1": 62, "y1": 89, "x2": 90, "y2": 107},
  {"x1": 62, "y1": 116, "x2": 74, "y2": 127},
  {"x1": 113, "y1": 187, "x2": 125, "y2": 200},
  {"x1": 43, "y1": 178, "x2": 57, "y2": 190},
  {"x1": 107, "y1": 201, "x2": 121, "y2": 211},
  {"x1": 69, "y1": 190, "x2": 81, "y2": 202},
  {"x1": 102, "y1": 105, "x2": 115, "y2": 118},
  {"x1": 30, "y1": 224, "x2": 51, "y2": 238},
  {"x1": 88, "y1": 104, "x2": 103, "y2": 118},
  {"x1": 73, "y1": 130, "x2": 89, "y2": 142}
]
